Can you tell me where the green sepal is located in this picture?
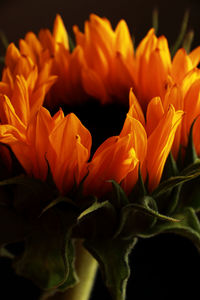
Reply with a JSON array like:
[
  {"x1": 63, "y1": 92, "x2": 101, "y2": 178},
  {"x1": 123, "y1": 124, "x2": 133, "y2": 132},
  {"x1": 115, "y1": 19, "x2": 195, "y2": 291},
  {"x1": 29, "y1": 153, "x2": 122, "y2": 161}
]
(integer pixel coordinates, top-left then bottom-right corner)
[
  {"x1": 153, "y1": 152, "x2": 195, "y2": 214},
  {"x1": 177, "y1": 160, "x2": 200, "y2": 212},
  {"x1": 0, "y1": 246, "x2": 14, "y2": 259},
  {"x1": 183, "y1": 119, "x2": 198, "y2": 167},
  {"x1": 182, "y1": 30, "x2": 194, "y2": 53},
  {"x1": 161, "y1": 152, "x2": 179, "y2": 180},
  {"x1": 41, "y1": 196, "x2": 77, "y2": 215},
  {"x1": 0, "y1": 56, "x2": 4, "y2": 64},
  {"x1": 84, "y1": 237, "x2": 137, "y2": 300},
  {"x1": 152, "y1": 7, "x2": 159, "y2": 34},
  {"x1": 0, "y1": 30, "x2": 9, "y2": 49},
  {"x1": 178, "y1": 176, "x2": 200, "y2": 212},
  {"x1": 14, "y1": 205, "x2": 78, "y2": 290},
  {"x1": 73, "y1": 200, "x2": 117, "y2": 239},
  {"x1": 141, "y1": 207, "x2": 200, "y2": 252},
  {"x1": 68, "y1": 35, "x2": 75, "y2": 52},
  {"x1": 67, "y1": 172, "x2": 97, "y2": 212},
  {"x1": 114, "y1": 196, "x2": 179, "y2": 239},
  {"x1": 170, "y1": 9, "x2": 190, "y2": 57},
  {"x1": 45, "y1": 159, "x2": 59, "y2": 192},
  {"x1": 152, "y1": 158, "x2": 200, "y2": 214},
  {"x1": 128, "y1": 166, "x2": 147, "y2": 202},
  {"x1": 108, "y1": 180, "x2": 129, "y2": 211},
  {"x1": 152, "y1": 171, "x2": 200, "y2": 199}
]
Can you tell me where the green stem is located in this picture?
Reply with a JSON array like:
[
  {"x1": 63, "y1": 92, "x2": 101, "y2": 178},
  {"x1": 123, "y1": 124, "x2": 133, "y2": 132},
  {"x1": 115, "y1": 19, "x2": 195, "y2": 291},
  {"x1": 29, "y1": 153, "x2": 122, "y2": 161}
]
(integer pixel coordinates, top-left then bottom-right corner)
[{"x1": 42, "y1": 240, "x2": 98, "y2": 300}]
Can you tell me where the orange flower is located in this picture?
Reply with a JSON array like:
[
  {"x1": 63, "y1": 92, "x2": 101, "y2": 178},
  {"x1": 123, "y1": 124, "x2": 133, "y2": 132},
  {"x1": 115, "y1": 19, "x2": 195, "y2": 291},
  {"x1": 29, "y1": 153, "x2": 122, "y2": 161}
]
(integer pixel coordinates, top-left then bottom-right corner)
[
  {"x1": 83, "y1": 134, "x2": 139, "y2": 197},
  {"x1": 35, "y1": 14, "x2": 87, "y2": 106},
  {"x1": 134, "y1": 28, "x2": 200, "y2": 111},
  {"x1": 162, "y1": 68, "x2": 200, "y2": 158},
  {"x1": 73, "y1": 14, "x2": 135, "y2": 104},
  {"x1": 122, "y1": 90, "x2": 184, "y2": 193},
  {"x1": 0, "y1": 99, "x2": 92, "y2": 194},
  {"x1": 83, "y1": 90, "x2": 183, "y2": 196},
  {"x1": 0, "y1": 14, "x2": 196, "y2": 198},
  {"x1": 0, "y1": 42, "x2": 57, "y2": 110},
  {"x1": 145, "y1": 98, "x2": 184, "y2": 191},
  {"x1": 0, "y1": 15, "x2": 87, "y2": 109}
]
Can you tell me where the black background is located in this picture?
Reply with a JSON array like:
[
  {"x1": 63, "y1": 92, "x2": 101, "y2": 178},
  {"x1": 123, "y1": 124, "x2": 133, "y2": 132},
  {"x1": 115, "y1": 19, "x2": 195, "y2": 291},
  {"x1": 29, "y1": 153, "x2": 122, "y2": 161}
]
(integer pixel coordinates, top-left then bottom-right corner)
[{"x1": 0, "y1": 0, "x2": 200, "y2": 299}]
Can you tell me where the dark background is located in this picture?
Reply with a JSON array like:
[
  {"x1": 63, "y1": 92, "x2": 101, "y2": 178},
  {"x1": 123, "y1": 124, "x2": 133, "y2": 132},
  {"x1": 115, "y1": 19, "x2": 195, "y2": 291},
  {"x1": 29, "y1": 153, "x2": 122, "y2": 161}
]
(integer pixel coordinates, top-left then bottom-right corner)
[
  {"x1": 0, "y1": 0, "x2": 200, "y2": 50},
  {"x1": 0, "y1": 0, "x2": 200, "y2": 299}
]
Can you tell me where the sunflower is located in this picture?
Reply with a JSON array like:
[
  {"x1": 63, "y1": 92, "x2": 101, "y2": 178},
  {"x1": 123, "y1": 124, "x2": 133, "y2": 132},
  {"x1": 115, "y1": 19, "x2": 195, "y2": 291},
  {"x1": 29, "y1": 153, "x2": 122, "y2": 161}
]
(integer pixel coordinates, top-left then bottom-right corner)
[
  {"x1": 0, "y1": 13, "x2": 200, "y2": 300},
  {"x1": 0, "y1": 14, "x2": 190, "y2": 196}
]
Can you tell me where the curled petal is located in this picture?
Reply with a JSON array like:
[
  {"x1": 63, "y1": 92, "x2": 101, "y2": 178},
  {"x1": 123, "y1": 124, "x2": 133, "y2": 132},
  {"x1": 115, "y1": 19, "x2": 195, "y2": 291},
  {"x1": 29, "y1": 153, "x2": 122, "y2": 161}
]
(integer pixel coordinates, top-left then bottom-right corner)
[
  {"x1": 147, "y1": 105, "x2": 184, "y2": 191},
  {"x1": 84, "y1": 134, "x2": 139, "y2": 196}
]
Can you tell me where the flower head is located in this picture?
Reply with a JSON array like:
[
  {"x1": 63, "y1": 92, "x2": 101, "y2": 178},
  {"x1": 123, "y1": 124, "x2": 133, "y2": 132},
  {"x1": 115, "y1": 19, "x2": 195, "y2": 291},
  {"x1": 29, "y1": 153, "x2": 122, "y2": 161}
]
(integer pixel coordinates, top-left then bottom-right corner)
[
  {"x1": 0, "y1": 13, "x2": 198, "y2": 198},
  {"x1": 73, "y1": 14, "x2": 135, "y2": 103},
  {"x1": 0, "y1": 98, "x2": 92, "y2": 194}
]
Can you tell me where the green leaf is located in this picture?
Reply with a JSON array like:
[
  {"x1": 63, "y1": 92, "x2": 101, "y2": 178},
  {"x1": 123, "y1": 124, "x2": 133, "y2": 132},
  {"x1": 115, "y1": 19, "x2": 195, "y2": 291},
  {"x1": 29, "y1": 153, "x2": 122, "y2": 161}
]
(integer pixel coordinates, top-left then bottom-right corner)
[
  {"x1": 141, "y1": 207, "x2": 200, "y2": 252},
  {"x1": 84, "y1": 237, "x2": 137, "y2": 300},
  {"x1": 14, "y1": 205, "x2": 78, "y2": 290}
]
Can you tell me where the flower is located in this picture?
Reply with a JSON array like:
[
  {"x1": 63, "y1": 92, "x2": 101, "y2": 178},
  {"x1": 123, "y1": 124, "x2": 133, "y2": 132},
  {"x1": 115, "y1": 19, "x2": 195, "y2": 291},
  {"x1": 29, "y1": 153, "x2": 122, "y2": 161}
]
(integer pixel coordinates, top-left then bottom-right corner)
[
  {"x1": 73, "y1": 14, "x2": 135, "y2": 103},
  {"x1": 0, "y1": 13, "x2": 198, "y2": 198},
  {"x1": 132, "y1": 28, "x2": 200, "y2": 111},
  {"x1": 84, "y1": 90, "x2": 183, "y2": 196},
  {"x1": 0, "y1": 98, "x2": 92, "y2": 194},
  {"x1": 0, "y1": 42, "x2": 57, "y2": 111},
  {"x1": 0, "y1": 15, "x2": 87, "y2": 109},
  {"x1": 122, "y1": 91, "x2": 184, "y2": 193}
]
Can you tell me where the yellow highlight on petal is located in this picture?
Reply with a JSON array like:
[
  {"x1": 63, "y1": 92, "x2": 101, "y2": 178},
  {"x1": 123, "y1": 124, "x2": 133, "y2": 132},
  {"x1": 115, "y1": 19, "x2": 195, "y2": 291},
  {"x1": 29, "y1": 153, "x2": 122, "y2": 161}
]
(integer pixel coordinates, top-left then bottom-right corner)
[{"x1": 123, "y1": 147, "x2": 138, "y2": 166}]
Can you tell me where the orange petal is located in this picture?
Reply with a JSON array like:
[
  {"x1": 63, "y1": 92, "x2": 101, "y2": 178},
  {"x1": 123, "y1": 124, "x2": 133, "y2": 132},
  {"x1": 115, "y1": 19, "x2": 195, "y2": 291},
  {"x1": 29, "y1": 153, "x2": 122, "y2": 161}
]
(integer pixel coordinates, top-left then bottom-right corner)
[
  {"x1": 53, "y1": 14, "x2": 69, "y2": 50},
  {"x1": 48, "y1": 113, "x2": 92, "y2": 192},
  {"x1": 182, "y1": 79, "x2": 200, "y2": 147},
  {"x1": 11, "y1": 75, "x2": 30, "y2": 125},
  {"x1": 146, "y1": 97, "x2": 164, "y2": 136},
  {"x1": 84, "y1": 134, "x2": 138, "y2": 196},
  {"x1": 0, "y1": 94, "x2": 26, "y2": 134},
  {"x1": 81, "y1": 67, "x2": 109, "y2": 103},
  {"x1": 189, "y1": 46, "x2": 200, "y2": 67},
  {"x1": 5, "y1": 43, "x2": 20, "y2": 72},
  {"x1": 27, "y1": 107, "x2": 53, "y2": 179},
  {"x1": 115, "y1": 19, "x2": 134, "y2": 59},
  {"x1": 172, "y1": 48, "x2": 193, "y2": 84},
  {"x1": 128, "y1": 89, "x2": 145, "y2": 126},
  {"x1": 147, "y1": 105, "x2": 184, "y2": 191}
]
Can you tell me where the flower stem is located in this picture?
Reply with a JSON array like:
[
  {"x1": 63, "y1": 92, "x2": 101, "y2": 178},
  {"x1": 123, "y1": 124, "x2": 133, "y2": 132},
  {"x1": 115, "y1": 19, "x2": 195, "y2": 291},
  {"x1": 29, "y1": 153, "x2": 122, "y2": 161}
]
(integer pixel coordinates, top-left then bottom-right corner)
[{"x1": 42, "y1": 239, "x2": 98, "y2": 300}]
